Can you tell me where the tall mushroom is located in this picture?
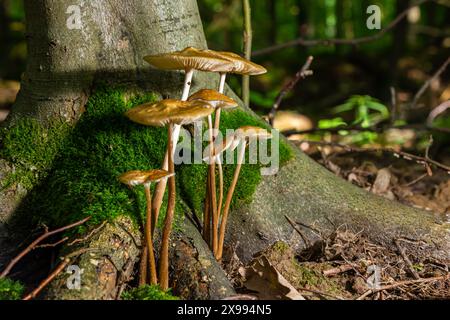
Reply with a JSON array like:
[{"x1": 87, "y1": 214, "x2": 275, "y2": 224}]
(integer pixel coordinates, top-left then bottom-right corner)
[
  {"x1": 216, "y1": 126, "x2": 272, "y2": 261},
  {"x1": 188, "y1": 89, "x2": 238, "y2": 252},
  {"x1": 207, "y1": 51, "x2": 267, "y2": 131},
  {"x1": 143, "y1": 47, "x2": 235, "y2": 231},
  {"x1": 118, "y1": 169, "x2": 173, "y2": 285},
  {"x1": 125, "y1": 98, "x2": 214, "y2": 290},
  {"x1": 203, "y1": 133, "x2": 240, "y2": 229}
]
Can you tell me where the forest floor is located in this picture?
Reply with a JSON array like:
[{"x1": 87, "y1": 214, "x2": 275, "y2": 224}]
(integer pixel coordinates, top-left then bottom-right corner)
[{"x1": 222, "y1": 141, "x2": 450, "y2": 300}]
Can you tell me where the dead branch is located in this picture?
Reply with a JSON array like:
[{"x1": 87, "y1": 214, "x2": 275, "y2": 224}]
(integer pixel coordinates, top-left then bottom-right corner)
[
  {"x1": 285, "y1": 215, "x2": 310, "y2": 247},
  {"x1": 268, "y1": 56, "x2": 314, "y2": 125},
  {"x1": 427, "y1": 100, "x2": 450, "y2": 126},
  {"x1": 411, "y1": 57, "x2": 450, "y2": 109},
  {"x1": 298, "y1": 140, "x2": 450, "y2": 173},
  {"x1": 356, "y1": 274, "x2": 449, "y2": 300},
  {"x1": 323, "y1": 264, "x2": 353, "y2": 277},
  {"x1": 253, "y1": 0, "x2": 432, "y2": 56},
  {"x1": 0, "y1": 216, "x2": 91, "y2": 278},
  {"x1": 22, "y1": 248, "x2": 94, "y2": 300},
  {"x1": 394, "y1": 239, "x2": 420, "y2": 280}
]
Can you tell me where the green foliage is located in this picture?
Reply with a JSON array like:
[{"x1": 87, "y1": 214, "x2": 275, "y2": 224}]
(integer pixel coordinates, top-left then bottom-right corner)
[
  {"x1": 0, "y1": 278, "x2": 24, "y2": 300},
  {"x1": 318, "y1": 117, "x2": 347, "y2": 129},
  {"x1": 333, "y1": 95, "x2": 389, "y2": 128},
  {"x1": 121, "y1": 285, "x2": 178, "y2": 300}
]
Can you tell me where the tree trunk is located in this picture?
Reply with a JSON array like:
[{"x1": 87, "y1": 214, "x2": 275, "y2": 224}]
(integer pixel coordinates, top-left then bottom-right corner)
[{"x1": 1, "y1": 0, "x2": 449, "y2": 300}]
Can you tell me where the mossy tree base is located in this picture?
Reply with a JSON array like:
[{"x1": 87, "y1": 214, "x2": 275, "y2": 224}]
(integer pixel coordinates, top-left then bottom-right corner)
[{"x1": 1, "y1": 0, "x2": 449, "y2": 300}]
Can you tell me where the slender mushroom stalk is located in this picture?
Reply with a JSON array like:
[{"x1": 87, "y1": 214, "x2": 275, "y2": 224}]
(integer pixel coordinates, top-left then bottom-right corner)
[
  {"x1": 118, "y1": 169, "x2": 172, "y2": 285},
  {"x1": 216, "y1": 126, "x2": 272, "y2": 261},
  {"x1": 138, "y1": 247, "x2": 148, "y2": 286},
  {"x1": 216, "y1": 140, "x2": 246, "y2": 261},
  {"x1": 159, "y1": 122, "x2": 175, "y2": 290},
  {"x1": 188, "y1": 89, "x2": 238, "y2": 253},
  {"x1": 126, "y1": 98, "x2": 214, "y2": 290},
  {"x1": 143, "y1": 47, "x2": 234, "y2": 232}
]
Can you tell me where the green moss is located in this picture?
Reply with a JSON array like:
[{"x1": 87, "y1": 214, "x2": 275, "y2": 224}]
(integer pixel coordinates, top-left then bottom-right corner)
[
  {"x1": 2, "y1": 86, "x2": 293, "y2": 233},
  {"x1": 178, "y1": 108, "x2": 293, "y2": 216},
  {"x1": 272, "y1": 240, "x2": 290, "y2": 254},
  {"x1": 0, "y1": 118, "x2": 70, "y2": 190},
  {"x1": 121, "y1": 285, "x2": 178, "y2": 300},
  {"x1": 0, "y1": 278, "x2": 24, "y2": 300}
]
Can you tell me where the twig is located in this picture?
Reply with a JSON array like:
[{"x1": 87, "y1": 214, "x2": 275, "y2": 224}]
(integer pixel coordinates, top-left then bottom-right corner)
[
  {"x1": 22, "y1": 258, "x2": 70, "y2": 300},
  {"x1": 22, "y1": 248, "x2": 94, "y2": 300},
  {"x1": 242, "y1": 0, "x2": 252, "y2": 108},
  {"x1": 299, "y1": 140, "x2": 450, "y2": 173},
  {"x1": 323, "y1": 264, "x2": 353, "y2": 277},
  {"x1": 252, "y1": 0, "x2": 431, "y2": 56},
  {"x1": 427, "y1": 100, "x2": 450, "y2": 126},
  {"x1": 356, "y1": 274, "x2": 449, "y2": 300},
  {"x1": 68, "y1": 221, "x2": 106, "y2": 246},
  {"x1": 296, "y1": 287, "x2": 345, "y2": 300},
  {"x1": 411, "y1": 57, "x2": 450, "y2": 109},
  {"x1": 394, "y1": 239, "x2": 420, "y2": 280},
  {"x1": 35, "y1": 237, "x2": 69, "y2": 249},
  {"x1": 0, "y1": 216, "x2": 91, "y2": 278},
  {"x1": 283, "y1": 123, "x2": 450, "y2": 136},
  {"x1": 390, "y1": 87, "x2": 397, "y2": 125},
  {"x1": 268, "y1": 56, "x2": 314, "y2": 126},
  {"x1": 285, "y1": 215, "x2": 310, "y2": 247}
]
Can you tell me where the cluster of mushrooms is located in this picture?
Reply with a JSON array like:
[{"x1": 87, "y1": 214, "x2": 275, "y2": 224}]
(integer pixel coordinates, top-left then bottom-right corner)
[{"x1": 119, "y1": 47, "x2": 271, "y2": 291}]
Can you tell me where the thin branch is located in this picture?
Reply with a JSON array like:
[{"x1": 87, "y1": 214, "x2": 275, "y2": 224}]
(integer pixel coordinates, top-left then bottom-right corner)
[
  {"x1": 394, "y1": 239, "x2": 420, "y2": 280},
  {"x1": 356, "y1": 274, "x2": 449, "y2": 300},
  {"x1": 268, "y1": 56, "x2": 314, "y2": 126},
  {"x1": 299, "y1": 140, "x2": 450, "y2": 173},
  {"x1": 427, "y1": 100, "x2": 450, "y2": 126},
  {"x1": 0, "y1": 216, "x2": 91, "y2": 278},
  {"x1": 252, "y1": 0, "x2": 431, "y2": 56},
  {"x1": 323, "y1": 264, "x2": 353, "y2": 277},
  {"x1": 285, "y1": 215, "x2": 310, "y2": 247},
  {"x1": 35, "y1": 237, "x2": 69, "y2": 249},
  {"x1": 22, "y1": 248, "x2": 94, "y2": 300},
  {"x1": 411, "y1": 57, "x2": 450, "y2": 109}
]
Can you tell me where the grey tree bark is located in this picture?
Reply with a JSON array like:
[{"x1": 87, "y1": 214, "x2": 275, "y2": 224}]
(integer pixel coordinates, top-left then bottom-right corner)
[{"x1": 1, "y1": 0, "x2": 449, "y2": 300}]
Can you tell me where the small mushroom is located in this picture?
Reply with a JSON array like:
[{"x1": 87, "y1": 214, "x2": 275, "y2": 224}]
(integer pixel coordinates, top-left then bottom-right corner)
[
  {"x1": 216, "y1": 126, "x2": 272, "y2": 261},
  {"x1": 188, "y1": 89, "x2": 238, "y2": 252},
  {"x1": 144, "y1": 47, "x2": 236, "y2": 231},
  {"x1": 118, "y1": 169, "x2": 173, "y2": 285},
  {"x1": 203, "y1": 133, "x2": 240, "y2": 230},
  {"x1": 125, "y1": 98, "x2": 214, "y2": 290}
]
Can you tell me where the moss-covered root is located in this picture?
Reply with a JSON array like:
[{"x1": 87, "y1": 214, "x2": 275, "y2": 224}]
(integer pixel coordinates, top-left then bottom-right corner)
[
  {"x1": 45, "y1": 217, "x2": 140, "y2": 300},
  {"x1": 121, "y1": 285, "x2": 178, "y2": 300}
]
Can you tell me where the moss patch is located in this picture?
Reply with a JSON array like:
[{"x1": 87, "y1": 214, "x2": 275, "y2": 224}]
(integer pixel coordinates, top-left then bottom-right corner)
[
  {"x1": 121, "y1": 285, "x2": 178, "y2": 300},
  {"x1": 2, "y1": 86, "x2": 293, "y2": 232},
  {"x1": 0, "y1": 278, "x2": 24, "y2": 300},
  {"x1": 178, "y1": 108, "x2": 293, "y2": 217}
]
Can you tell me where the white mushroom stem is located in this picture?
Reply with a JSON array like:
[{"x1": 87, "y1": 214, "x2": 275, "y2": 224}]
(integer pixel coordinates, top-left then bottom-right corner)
[
  {"x1": 216, "y1": 156, "x2": 224, "y2": 220},
  {"x1": 213, "y1": 73, "x2": 228, "y2": 135},
  {"x1": 144, "y1": 183, "x2": 158, "y2": 285},
  {"x1": 216, "y1": 140, "x2": 246, "y2": 261},
  {"x1": 151, "y1": 68, "x2": 194, "y2": 232}
]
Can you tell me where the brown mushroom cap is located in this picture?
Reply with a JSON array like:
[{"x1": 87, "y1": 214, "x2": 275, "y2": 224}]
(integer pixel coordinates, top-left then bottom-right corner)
[
  {"x1": 203, "y1": 133, "x2": 240, "y2": 161},
  {"x1": 235, "y1": 126, "x2": 273, "y2": 140},
  {"x1": 125, "y1": 99, "x2": 214, "y2": 127},
  {"x1": 188, "y1": 89, "x2": 238, "y2": 110},
  {"x1": 213, "y1": 51, "x2": 267, "y2": 75},
  {"x1": 144, "y1": 47, "x2": 233, "y2": 73},
  {"x1": 118, "y1": 169, "x2": 174, "y2": 186}
]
